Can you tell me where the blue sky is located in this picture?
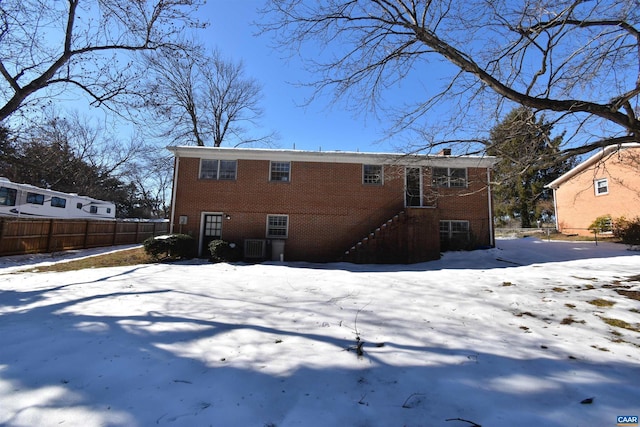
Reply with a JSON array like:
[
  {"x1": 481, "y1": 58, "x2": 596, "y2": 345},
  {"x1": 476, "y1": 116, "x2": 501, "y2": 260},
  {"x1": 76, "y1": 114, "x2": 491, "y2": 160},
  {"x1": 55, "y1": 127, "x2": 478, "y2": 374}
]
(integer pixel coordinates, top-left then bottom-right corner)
[{"x1": 201, "y1": 1, "x2": 397, "y2": 153}]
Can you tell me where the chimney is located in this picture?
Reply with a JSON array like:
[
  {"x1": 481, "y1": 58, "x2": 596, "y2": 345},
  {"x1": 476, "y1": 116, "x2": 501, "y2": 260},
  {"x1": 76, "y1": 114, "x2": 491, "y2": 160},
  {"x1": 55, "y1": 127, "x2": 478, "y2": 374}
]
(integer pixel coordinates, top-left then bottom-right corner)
[{"x1": 438, "y1": 148, "x2": 452, "y2": 156}]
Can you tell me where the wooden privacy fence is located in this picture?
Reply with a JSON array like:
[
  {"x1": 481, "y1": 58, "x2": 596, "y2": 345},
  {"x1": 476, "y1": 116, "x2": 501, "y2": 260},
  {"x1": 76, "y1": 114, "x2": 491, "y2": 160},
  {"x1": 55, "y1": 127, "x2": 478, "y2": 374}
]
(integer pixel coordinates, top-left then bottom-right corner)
[{"x1": 0, "y1": 218, "x2": 169, "y2": 256}]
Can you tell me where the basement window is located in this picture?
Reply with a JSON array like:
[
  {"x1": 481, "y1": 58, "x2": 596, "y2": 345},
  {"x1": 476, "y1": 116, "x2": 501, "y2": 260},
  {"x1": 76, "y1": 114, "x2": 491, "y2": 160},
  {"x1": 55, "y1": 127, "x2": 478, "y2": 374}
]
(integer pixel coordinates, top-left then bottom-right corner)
[
  {"x1": 440, "y1": 220, "x2": 470, "y2": 251},
  {"x1": 267, "y1": 215, "x2": 289, "y2": 238}
]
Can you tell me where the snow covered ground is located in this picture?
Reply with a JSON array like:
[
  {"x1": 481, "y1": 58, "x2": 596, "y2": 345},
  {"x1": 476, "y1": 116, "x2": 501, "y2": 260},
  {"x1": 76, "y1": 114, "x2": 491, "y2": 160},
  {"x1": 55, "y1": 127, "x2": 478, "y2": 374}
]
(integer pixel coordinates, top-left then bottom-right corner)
[{"x1": 0, "y1": 238, "x2": 638, "y2": 427}]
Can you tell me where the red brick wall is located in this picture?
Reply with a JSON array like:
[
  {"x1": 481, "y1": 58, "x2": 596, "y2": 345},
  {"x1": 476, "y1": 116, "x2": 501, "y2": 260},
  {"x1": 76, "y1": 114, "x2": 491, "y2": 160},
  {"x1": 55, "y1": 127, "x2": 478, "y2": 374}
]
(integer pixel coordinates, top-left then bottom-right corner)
[{"x1": 172, "y1": 156, "x2": 492, "y2": 261}]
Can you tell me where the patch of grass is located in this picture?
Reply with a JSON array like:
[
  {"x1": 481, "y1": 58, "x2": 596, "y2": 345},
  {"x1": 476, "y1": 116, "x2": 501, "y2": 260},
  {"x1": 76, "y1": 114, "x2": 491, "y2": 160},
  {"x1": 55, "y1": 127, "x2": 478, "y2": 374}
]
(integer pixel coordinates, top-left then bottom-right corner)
[
  {"x1": 514, "y1": 311, "x2": 537, "y2": 318},
  {"x1": 552, "y1": 287, "x2": 568, "y2": 292},
  {"x1": 601, "y1": 317, "x2": 640, "y2": 333},
  {"x1": 22, "y1": 247, "x2": 153, "y2": 273},
  {"x1": 588, "y1": 299, "x2": 616, "y2": 307},
  {"x1": 561, "y1": 316, "x2": 585, "y2": 325},
  {"x1": 616, "y1": 289, "x2": 640, "y2": 301},
  {"x1": 631, "y1": 308, "x2": 640, "y2": 314},
  {"x1": 591, "y1": 345, "x2": 610, "y2": 352},
  {"x1": 572, "y1": 276, "x2": 599, "y2": 281},
  {"x1": 565, "y1": 303, "x2": 576, "y2": 309},
  {"x1": 501, "y1": 281, "x2": 514, "y2": 286}
]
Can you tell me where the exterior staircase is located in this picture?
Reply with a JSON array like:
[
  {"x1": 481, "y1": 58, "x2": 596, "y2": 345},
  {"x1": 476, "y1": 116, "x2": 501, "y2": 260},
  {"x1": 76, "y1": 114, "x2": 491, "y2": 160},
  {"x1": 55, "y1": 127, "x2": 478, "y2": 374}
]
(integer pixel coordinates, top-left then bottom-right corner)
[
  {"x1": 341, "y1": 211, "x2": 408, "y2": 264},
  {"x1": 340, "y1": 209, "x2": 441, "y2": 264}
]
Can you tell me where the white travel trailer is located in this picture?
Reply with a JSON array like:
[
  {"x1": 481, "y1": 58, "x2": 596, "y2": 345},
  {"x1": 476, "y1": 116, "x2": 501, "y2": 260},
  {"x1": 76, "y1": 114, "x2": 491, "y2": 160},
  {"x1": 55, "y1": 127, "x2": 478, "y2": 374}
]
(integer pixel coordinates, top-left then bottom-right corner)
[{"x1": 0, "y1": 178, "x2": 116, "y2": 219}]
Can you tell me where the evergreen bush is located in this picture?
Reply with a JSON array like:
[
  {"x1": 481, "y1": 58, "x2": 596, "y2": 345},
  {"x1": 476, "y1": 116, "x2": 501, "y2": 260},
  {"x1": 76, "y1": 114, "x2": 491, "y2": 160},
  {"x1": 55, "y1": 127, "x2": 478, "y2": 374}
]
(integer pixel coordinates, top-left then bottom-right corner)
[
  {"x1": 143, "y1": 234, "x2": 196, "y2": 260},
  {"x1": 208, "y1": 239, "x2": 241, "y2": 262},
  {"x1": 614, "y1": 217, "x2": 640, "y2": 247}
]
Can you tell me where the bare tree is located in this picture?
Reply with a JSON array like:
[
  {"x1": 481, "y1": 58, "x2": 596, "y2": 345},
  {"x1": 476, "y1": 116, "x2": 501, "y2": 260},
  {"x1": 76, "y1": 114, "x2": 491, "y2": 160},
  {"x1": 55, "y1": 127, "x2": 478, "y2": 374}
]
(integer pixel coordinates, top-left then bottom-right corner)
[
  {"x1": 0, "y1": 0, "x2": 205, "y2": 122},
  {"x1": 260, "y1": 0, "x2": 640, "y2": 158},
  {"x1": 145, "y1": 46, "x2": 276, "y2": 147}
]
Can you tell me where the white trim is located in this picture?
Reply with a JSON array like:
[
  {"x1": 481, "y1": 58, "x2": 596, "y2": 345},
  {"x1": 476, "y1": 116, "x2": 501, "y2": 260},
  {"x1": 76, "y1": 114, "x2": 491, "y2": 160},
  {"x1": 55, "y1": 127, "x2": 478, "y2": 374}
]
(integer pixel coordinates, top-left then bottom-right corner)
[{"x1": 167, "y1": 146, "x2": 497, "y2": 169}]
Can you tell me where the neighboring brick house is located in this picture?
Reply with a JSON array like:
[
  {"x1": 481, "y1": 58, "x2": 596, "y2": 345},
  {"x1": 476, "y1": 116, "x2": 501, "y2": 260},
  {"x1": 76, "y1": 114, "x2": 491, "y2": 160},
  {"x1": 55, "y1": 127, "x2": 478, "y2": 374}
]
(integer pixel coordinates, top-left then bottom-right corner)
[
  {"x1": 168, "y1": 146, "x2": 496, "y2": 263},
  {"x1": 546, "y1": 143, "x2": 640, "y2": 236}
]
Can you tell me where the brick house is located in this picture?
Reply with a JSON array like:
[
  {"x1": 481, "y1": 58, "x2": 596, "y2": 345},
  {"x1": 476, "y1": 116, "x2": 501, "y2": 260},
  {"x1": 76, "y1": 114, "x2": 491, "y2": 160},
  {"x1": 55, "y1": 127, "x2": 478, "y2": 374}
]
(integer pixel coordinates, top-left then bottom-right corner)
[
  {"x1": 546, "y1": 143, "x2": 640, "y2": 236},
  {"x1": 168, "y1": 146, "x2": 496, "y2": 263}
]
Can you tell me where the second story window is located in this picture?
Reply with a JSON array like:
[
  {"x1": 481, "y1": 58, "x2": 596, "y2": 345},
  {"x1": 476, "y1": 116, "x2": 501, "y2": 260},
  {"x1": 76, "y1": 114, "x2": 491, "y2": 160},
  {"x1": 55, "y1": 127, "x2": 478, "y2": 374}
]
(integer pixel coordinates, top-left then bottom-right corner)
[
  {"x1": 200, "y1": 159, "x2": 237, "y2": 180},
  {"x1": 432, "y1": 167, "x2": 467, "y2": 188},
  {"x1": 595, "y1": 178, "x2": 608, "y2": 195},
  {"x1": 363, "y1": 164, "x2": 383, "y2": 185},
  {"x1": 270, "y1": 161, "x2": 290, "y2": 182}
]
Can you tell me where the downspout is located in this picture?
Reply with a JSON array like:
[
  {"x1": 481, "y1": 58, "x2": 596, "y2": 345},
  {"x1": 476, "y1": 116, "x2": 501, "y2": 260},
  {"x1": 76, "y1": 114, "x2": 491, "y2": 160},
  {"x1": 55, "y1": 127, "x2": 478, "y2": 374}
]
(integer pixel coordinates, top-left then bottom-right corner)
[
  {"x1": 487, "y1": 167, "x2": 494, "y2": 247},
  {"x1": 552, "y1": 187, "x2": 559, "y2": 232},
  {"x1": 169, "y1": 153, "x2": 180, "y2": 234}
]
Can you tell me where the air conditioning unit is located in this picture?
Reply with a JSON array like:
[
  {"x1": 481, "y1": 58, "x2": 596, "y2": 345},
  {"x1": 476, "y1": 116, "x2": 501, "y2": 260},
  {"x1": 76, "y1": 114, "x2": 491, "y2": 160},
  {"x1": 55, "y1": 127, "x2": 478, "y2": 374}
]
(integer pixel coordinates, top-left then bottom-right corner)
[{"x1": 244, "y1": 239, "x2": 266, "y2": 258}]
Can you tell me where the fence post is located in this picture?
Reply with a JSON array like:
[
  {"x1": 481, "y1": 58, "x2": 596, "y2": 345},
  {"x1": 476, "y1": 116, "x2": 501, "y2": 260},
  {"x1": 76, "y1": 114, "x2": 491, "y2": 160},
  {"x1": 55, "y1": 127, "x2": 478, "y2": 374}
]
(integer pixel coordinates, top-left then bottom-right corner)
[
  {"x1": 46, "y1": 219, "x2": 55, "y2": 252},
  {"x1": 112, "y1": 221, "x2": 118, "y2": 246},
  {"x1": 83, "y1": 220, "x2": 90, "y2": 249}
]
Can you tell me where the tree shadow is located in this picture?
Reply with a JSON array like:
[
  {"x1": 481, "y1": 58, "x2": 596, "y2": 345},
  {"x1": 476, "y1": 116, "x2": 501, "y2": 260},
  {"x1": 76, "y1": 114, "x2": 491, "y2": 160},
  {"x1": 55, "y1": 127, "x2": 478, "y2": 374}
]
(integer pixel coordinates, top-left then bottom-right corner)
[
  {"x1": 0, "y1": 265, "x2": 638, "y2": 427},
  {"x1": 274, "y1": 237, "x2": 640, "y2": 272}
]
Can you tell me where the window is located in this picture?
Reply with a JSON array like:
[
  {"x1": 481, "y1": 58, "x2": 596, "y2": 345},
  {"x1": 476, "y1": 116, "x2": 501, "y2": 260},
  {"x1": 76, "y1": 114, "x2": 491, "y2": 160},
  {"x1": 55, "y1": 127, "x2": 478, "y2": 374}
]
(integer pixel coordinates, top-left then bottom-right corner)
[
  {"x1": 363, "y1": 164, "x2": 383, "y2": 185},
  {"x1": 432, "y1": 167, "x2": 467, "y2": 188},
  {"x1": 51, "y1": 197, "x2": 66, "y2": 208},
  {"x1": 218, "y1": 160, "x2": 237, "y2": 180},
  {"x1": 76, "y1": 202, "x2": 83, "y2": 209},
  {"x1": 106, "y1": 208, "x2": 112, "y2": 214},
  {"x1": 270, "y1": 161, "x2": 290, "y2": 182},
  {"x1": 440, "y1": 220, "x2": 470, "y2": 250},
  {"x1": 595, "y1": 178, "x2": 608, "y2": 195},
  {"x1": 267, "y1": 215, "x2": 289, "y2": 238},
  {"x1": 0, "y1": 187, "x2": 17, "y2": 206},
  {"x1": 200, "y1": 159, "x2": 237, "y2": 180},
  {"x1": 26, "y1": 192, "x2": 44, "y2": 205},
  {"x1": 90, "y1": 206, "x2": 98, "y2": 214}
]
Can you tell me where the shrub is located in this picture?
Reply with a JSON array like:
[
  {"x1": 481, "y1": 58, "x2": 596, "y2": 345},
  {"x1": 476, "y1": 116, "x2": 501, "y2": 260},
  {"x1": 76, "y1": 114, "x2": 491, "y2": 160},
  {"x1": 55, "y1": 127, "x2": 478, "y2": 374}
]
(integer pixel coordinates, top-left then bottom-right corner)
[
  {"x1": 143, "y1": 234, "x2": 196, "y2": 261},
  {"x1": 208, "y1": 239, "x2": 241, "y2": 262},
  {"x1": 614, "y1": 216, "x2": 640, "y2": 246}
]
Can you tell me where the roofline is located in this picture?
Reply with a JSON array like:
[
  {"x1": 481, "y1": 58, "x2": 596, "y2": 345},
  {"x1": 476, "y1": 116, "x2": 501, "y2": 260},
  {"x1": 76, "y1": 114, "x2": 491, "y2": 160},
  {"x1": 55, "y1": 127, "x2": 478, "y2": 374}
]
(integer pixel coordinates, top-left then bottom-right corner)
[
  {"x1": 166, "y1": 146, "x2": 497, "y2": 168},
  {"x1": 545, "y1": 143, "x2": 640, "y2": 189}
]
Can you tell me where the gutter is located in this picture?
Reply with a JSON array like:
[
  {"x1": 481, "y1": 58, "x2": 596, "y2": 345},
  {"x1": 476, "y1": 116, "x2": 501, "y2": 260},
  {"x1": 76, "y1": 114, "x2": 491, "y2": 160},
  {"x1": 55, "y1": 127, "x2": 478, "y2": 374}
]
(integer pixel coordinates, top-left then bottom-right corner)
[
  {"x1": 487, "y1": 168, "x2": 494, "y2": 247},
  {"x1": 169, "y1": 154, "x2": 180, "y2": 234}
]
